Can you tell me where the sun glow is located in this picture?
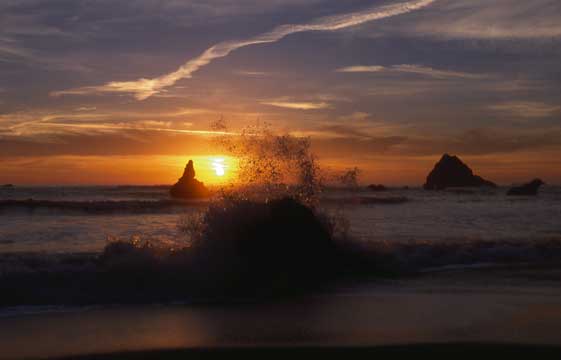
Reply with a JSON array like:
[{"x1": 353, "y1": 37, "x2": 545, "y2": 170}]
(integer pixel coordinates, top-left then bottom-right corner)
[
  {"x1": 168, "y1": 155, "x2": 237, "y2": 185},
  {"x1": 212, "y1": 158, "x2": 226, "y2": 177}
]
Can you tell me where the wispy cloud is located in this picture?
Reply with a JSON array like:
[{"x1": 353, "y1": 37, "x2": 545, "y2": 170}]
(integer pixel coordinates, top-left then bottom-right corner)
[
  {"x1": 54, "y1": 0, "x2": 436, "y2": 100},
  {"x1": 337, "y1": 64, "x2": 486, "y2": 79},
  {"x1": 234, "y1": 70, "x2": 270, "y2": 77},
  {"x1": 75, "y1": 107, "x2": 97, "y2": 112},
  {"x1": 34, "y1": 122, "x2": 234, "y2": 136},
  {"x1": 0, "y1": 41, "x2": 33, "y2": 62},
  {"x1": 381, "y1": 0, "x2": 561, "y2": 40},
  {"x1": 337, "y1": 65, "x2": 385, "y2": 73},
  {"x1": 392, "y1": 64, "x2": 486, "y2": 79},
  {"x1": 489, "y1": 101, "x2": 561, "y2": 118},
  {"x1": 261, "y1": 101, "x2": 330, "y2": 110},
  {"x1": 0, "y1": 108, "x2": 220, "y2": 139}
]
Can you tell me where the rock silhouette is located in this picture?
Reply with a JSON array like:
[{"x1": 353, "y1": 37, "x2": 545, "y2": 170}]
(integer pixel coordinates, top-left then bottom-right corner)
[
  {"x1": 507, "y1": 179, "x2": 544, "y2": 196},
  {"x1": 170, "y1": 160, "x2": 209, "y2": 199},
  {"x1": 424, "y1": 154, "x2": 496, "y2": 190},
  {"x1": 367, "y1": 184, "x2": 388, "y2": 192}
]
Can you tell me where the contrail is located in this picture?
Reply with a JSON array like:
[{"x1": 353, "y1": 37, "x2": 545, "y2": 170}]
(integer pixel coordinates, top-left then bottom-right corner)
[{"x1": 54, "y1": 0, "x2": 436, "y2": 100}]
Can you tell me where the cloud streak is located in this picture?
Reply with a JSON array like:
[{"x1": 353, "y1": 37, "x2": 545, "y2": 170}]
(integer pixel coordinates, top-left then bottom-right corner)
[
  {"x1": 261, "y1": 101, "x2": 330, "y2": 110},
  {"x1": 54, "y1": 0, "x2": 436, "y2": 100},
  {"x1": 489, "y1": 101, "x2": 561, "y2": 118},
  {"x1": 379, "y1": 0, "x2": 561, "y2": 40},
  {"x1": 337, "y1": 64, "x2": 485, "y2": 79}
]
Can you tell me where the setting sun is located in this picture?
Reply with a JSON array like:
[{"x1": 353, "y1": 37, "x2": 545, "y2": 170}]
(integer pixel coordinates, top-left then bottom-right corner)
[{"x1": 213, "y1": 158, "x2": 226, "y2": 177}]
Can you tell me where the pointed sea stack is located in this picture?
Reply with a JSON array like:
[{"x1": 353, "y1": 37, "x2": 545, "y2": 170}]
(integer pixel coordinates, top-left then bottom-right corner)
[
  {"x1": 170, "y1": 160, "x2": 209, "y2": 199},
  {"x1": 423, "y1": 154, "x2": 496, "y2": 190}
]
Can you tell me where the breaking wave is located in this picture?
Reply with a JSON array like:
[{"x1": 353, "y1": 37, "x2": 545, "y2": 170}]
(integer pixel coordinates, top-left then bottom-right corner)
[{"x1": 2, "y1": 233, "x2": 561, "y2": 307}]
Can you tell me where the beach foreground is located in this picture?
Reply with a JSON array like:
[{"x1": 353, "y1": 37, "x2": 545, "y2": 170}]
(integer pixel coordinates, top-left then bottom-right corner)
[
  {"x1": 2, "y1": 267, "x2": 561, "y2": 359},
  {"x1": 51, "y1": 345, "x2": 561, "y2": 359}
]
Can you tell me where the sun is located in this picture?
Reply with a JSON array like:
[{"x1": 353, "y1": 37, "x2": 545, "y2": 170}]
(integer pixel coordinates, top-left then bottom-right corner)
[{"x1": 212, "y1": 158, "x2": 226, "y2": 177}]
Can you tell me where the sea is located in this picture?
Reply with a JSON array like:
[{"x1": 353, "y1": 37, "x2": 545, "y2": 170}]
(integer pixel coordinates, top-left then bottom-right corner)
[
  {"x1": 2, "y1": 185, "x2": 561, "y2": 359},
  {"x1": 1, "y1": 185, "x2": 560, "y2": 257}
]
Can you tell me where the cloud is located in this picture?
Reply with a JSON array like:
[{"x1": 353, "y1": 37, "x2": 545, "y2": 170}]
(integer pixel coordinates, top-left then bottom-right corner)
[
  {"x1": 0, "y1": 108, "x2": 227, "y2": 140},
  {"x1": 380, "y1": 0, "x2": 561, "y2": 39},
  {"x1": 337, "y1": 64, "x2": 486, "y2": 79},
  {"x1": 32, "y1": 122, "x2": 233, "y2": 136},
  {"x1": 0, "y1": 40, "x2": 33, "y2": 62},
  {"x1": 75, "y1": 107, "x2": 97, "y2": 112},
  {"x1": 312, "y1": 126, "x2": 561, "y2": 158},
  {"x1": 488, "y1": 101, "x2": 561, "y2": 118},
  {"x1": 392, "y1": 64, "x2": 486, "y2": 79},
  {"x1": 54, "y1": 0, "x2": 436, "y2": 100},
  {"x1": 261, "y1": 101, "x2": 330, "y2": 110},
  {"x1": 337, "y1": 65, "x2": 385, "y2": 73},
  {"x1": 234, "y1": 70, "x2": 270, "y2": 77}
]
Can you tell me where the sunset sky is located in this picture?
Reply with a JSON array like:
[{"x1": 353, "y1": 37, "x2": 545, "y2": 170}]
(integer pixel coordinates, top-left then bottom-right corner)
[{"x1": 1, "y1": 0, "x2": 561, "y2": 185}]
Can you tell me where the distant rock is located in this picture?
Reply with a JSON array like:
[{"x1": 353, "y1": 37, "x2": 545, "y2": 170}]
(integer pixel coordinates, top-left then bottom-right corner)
[
  {"x1": 2, "y1": 184, "x2": 14, "y2": 188},
  {"x1": 423, "y1": 154, "x2": 496, "y2": 190},
  {"x1": 367, "y1": 184, "x2": 388, "y2": 192},
  {"x1": 170, "y1": 160, "x2": 209, "y2": 199},
  {"x1": 507, "y1": 179, "x2": 545, "y2": 196}
]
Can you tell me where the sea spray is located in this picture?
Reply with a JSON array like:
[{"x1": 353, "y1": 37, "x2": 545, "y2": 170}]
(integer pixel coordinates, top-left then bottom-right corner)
[{"x1": 210, "y1": 120, "x2": 322, "y2": 205}]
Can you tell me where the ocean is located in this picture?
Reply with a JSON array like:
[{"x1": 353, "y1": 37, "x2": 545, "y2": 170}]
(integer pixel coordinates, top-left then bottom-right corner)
[
  {"x1": 1, "y1": 185, "x2": 560, "y2": 259},
  {"x1": 2, "y1": 185, "x2": 561, "y2": 358}
]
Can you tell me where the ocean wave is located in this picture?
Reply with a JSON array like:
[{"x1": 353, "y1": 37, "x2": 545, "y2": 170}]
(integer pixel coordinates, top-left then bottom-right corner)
[
  {"x1": 0, "y1": 196, "x2": 408, "y2": 215},
  {"x1": 372, "y1": 238, "x2": 561, "y2": 271},
  {"x1": 2, "y1": 237, "x2": 561, "y2": 306},
  {"x1": 0, "y1": 238, "x2": 561, "y2": 276},
  {"x1": 3, "y1": 238, "x2": 561, "y2": 276},
  {"x1": 0, "y1": 199, "x2": 209, "y2": 214},
  {"x1": 322, "y1": 196, "x2": 409, "y2": 205},
  {"x1": 0, "y1": 305, "x2": 99, "y2": 318}
]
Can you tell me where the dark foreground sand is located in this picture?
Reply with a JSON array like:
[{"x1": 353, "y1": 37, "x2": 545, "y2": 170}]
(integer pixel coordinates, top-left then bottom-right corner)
[
  {"x1": 2, "y1": 267, "x2": 561, "y2": 359},
  {"x1": 55, "y1": 345, "x2": 561, "y2": 359}
]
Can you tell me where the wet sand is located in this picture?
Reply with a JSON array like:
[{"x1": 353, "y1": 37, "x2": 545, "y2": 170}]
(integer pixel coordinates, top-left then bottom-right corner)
[
  {"x1": 53, "y1": 345, "x2": 561, "y2": 359},
  {"x1": 2, "y1": 269, "x2": 561, "y2": 359}
]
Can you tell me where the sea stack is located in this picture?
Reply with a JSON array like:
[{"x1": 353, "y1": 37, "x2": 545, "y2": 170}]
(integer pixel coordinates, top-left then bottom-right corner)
[
  {"x1": 507, "y1": 179, "x2": 545, "y2": 196},
  {"x1": 423, "y1": 154, "x2": 496, "y2": 190},
  {"x1": 170, "y1": 160, "x2": 209, "y2": 199}
]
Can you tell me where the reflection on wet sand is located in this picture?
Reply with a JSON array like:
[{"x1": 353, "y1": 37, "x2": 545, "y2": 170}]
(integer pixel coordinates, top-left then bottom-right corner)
[{"x1": 3, "y1": 281, "x2": 561, "y2": 359}]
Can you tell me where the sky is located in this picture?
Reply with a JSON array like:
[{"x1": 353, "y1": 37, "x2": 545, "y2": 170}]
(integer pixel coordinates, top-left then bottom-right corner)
[{"x1": 1, "y1": 0, "x2": 561, "y2": 185}]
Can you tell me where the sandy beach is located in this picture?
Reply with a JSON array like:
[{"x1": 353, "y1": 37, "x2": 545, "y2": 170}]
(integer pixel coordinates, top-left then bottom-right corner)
[{"x1": 2, "y1": 267, "x2": 561, "y2": 359}]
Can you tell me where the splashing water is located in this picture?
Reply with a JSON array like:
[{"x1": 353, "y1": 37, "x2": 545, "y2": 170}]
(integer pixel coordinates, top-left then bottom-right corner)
[{"x1": 211, "y1": 120, "x2": 322, "y2": 205}]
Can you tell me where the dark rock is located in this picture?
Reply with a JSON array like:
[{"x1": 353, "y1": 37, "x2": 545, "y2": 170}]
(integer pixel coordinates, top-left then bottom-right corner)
[
  {"x1": 2, "y1": 184, "x2": 14, "y2": 188},
  {"x1": 507, "y1": 179, "x2": 545, "y2": 196},
  {"x1": 170, "y1": 160, "x2": 209, "y2": 199},
  {"x1": 423, "y1": 154, "x2": 496, "y2": 190},
  {"x1": 367, "y1": 184, "x2": 388, "y2": 192}
]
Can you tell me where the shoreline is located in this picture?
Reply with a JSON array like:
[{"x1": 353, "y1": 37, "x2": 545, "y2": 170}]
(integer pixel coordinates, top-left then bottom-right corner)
[{"x1": 3, "y1": 267, "x2": 561, "y2": 359}]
